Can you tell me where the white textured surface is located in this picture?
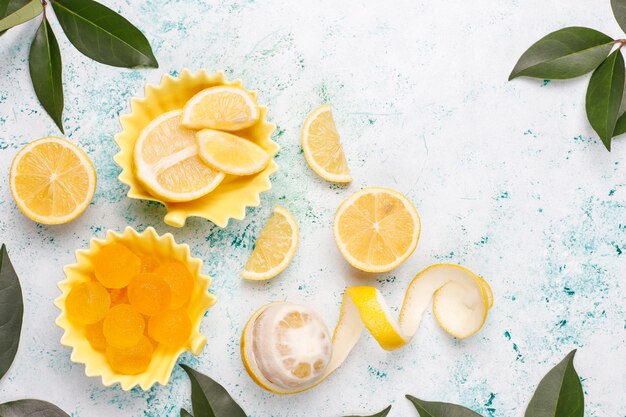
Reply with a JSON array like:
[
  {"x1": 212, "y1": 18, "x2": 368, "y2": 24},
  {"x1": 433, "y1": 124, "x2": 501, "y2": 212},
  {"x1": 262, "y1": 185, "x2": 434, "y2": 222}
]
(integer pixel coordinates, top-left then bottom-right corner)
[{"x1": 0, "y1": 0, "x2": 624, "y2": 416}]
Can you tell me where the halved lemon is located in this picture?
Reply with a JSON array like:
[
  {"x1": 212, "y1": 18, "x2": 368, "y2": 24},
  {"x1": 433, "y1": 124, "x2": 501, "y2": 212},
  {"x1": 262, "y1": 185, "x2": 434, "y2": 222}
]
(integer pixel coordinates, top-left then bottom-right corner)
[
  {"x1": 333, "y1": 188, "x2": 420, "y2": 273},
  {"x1": 301, "y1": 104, "x2": 351, "y2": 183},
  {"x1": 10, "y1": 137, "x2": 96, "y2": 225},
  {"x1": 196, "y1": 129, "x2": 270, "y2": 176},
  {"x1": 241, "y1": 206, "x2": 299, "y2": 280},
  {"x1": 133, "y1": 110, "x2": 224, "y2": 202},
  {"x1": 181, "y1": 86, "x2": 260, "y2": 131}
]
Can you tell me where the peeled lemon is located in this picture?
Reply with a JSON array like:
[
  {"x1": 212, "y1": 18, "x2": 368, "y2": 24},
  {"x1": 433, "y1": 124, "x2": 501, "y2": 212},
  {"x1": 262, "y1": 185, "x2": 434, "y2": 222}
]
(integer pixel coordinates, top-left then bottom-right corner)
[
  {"x1": 181, "y1": 86, "x2": 260, "y2": 131},
  {"x1": 196, "y1": 129, "x2": 270, "y2": 176},
  {"x1": 241, "y1": 264, "x2": 492, "y2": 394}
]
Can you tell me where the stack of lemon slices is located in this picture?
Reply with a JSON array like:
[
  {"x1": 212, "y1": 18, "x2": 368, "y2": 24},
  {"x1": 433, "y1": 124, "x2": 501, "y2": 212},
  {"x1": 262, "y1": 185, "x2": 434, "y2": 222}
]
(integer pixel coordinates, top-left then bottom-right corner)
[{"x1": 133, "y1": 86, "x2": 272, "y2": 203}]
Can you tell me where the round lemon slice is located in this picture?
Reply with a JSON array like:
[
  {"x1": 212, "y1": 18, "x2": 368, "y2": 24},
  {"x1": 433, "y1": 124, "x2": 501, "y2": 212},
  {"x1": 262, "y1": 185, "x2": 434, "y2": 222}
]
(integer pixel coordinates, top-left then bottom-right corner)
[
  {"x1": 333, "y1": 188, "x2": 421, "y2": 273},
  {"x1": 196, "y1": 129, "x2": 270, "y2": 176},
  {"x1": 241, "y1": 206, "x2": 299, "y2": 280},
  {"x1": 301, "y1": 105, "x2": 352, "y2": 183},
  {"x1": 133, "y1": 110, "x2": 225, "y2": 202},
  {"x1": 10, "y1": 137, "x2": 96, "y2": 225},
  {"x1": 242, "y1": 264, "x2": 492, "y2": 394},
  {"x1": 241, "y1": 303, "x2": 332, "y2": 393},
  {"x1": 181, "y1": 86, "x2": 260, "y2": 131}
]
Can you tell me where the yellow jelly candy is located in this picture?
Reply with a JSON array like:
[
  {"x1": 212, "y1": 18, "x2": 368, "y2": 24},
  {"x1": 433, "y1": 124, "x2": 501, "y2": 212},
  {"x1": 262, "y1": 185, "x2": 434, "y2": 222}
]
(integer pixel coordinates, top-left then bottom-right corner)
[
  {"x1": 109, "y1": 288, "x2": 128, "y2": 305},
  {"x1": 85, "y1": 321, "x2": 107, "y2": 351},
  {"x1": 139, "y1": 255, "x2": 160, "y2": 273},
  {"x1": 155, "y1": 261, "x2": 194, "y2": 309},
  {"x1": 128, "y1": 273, "x2": 172, "y2": 316},
  {"x1": 148, "y1": 310, "x2": 192, "y2": 349},
  {"x1": 94, "y1": 243, "x2": 141, "y2": 289},
  {"x1": 106, "y1": 336, "x2": 154, "y2": 375},
  {"x1": 66, "y1": 282, "x2": 111, "y2": 324},
  {"x1": 103, "y1": 304, "x2": 145, "y2": 349}
]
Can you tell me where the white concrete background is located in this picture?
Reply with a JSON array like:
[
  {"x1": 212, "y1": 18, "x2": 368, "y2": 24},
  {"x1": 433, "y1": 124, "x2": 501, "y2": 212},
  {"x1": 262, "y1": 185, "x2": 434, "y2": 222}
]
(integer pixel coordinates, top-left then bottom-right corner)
[{"x1": 0, "y1": 0, "x2": 624, "y2": 416}]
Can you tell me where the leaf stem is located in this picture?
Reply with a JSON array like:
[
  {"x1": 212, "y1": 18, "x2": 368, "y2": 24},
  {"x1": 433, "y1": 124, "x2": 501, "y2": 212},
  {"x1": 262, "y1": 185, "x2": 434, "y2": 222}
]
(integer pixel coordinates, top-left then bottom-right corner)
[
  {"x1": 615, "y1": 39, "x2": 626, "y2": 49},
  {"x1": 41, "y1": 0, "x2": 47, "y2": 18}
]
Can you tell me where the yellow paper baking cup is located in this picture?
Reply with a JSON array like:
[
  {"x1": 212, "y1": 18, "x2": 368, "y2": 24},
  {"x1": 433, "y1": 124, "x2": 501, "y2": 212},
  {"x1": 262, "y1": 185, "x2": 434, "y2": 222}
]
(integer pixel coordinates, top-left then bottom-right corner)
[
  {"x1": 54, "y1": 227, "x2": 216, "y2": 391},
  {"x1": 114, "y1": 69, "x2": 279, "y2": 228}
]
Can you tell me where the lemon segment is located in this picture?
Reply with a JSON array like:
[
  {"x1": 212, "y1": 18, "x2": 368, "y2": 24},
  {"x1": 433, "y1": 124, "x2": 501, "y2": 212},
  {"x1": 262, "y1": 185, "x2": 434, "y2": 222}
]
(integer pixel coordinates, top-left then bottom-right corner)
[
  {"x1": 196, "y1": 129, "x2": 270, "y2": 176},
  {"x1": 333, "y1": 188, "x2": 421, "y2": 273},
  {"x1": 241, "y1": 206, "x2": 299, "y2": 281},
  {"x1": 10, "y1": 137, "x2": 96, "y2": 225},
  {"x1": 133, "y1": 110, "x2": 225, "y2": 202},
  {"x1": 181, "y1": 86, "x2": 260, "y2": 131},
  {"x1": 241, "y1": 264, "x2": 492, "y2": 394},
  {"x1": 301, "y1": 105, "x2": 352, "y2": 182}
]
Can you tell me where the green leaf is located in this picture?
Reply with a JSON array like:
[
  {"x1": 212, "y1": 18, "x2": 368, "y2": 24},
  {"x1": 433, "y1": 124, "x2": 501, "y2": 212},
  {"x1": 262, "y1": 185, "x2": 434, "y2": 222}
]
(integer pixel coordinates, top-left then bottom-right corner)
[
  {"x1": 586, "y1": 49, "x2": 625, "y2": 150},
  {"x1": 29, "y1": 17, "x2": 64, "y2": 133},
  {"x1": 614, "y1": 111, "x2": 626, "y2": 137},
  {"x1": 0, "y1": 0, "x2": 42, "y2": 32},
  {"x1": 180, "y1": 364, "x2": 247, "y2": 417},
  {"x1": 406, "y1": 395, "x2": 482, "y2": 417},
  {"x1": 612, "y1": 0, "x2": 626, "y2": 34},
  {"x1": 344, "y1": 405, "x2": 392, "y2": 417},
  {"x1": 0, "y1": 244, "x2": 23, "y2": 382},
  {"x1": 0, "y1": 399, "x2": 70, "y2": 416},
  {"x1": 525, "y1": 350, "x2": 584, "y2": 417},
  {"x1": 509, "y1": 27, "x2": 614, "y2": 80},
  {"x1": 50, "y1": 0, "x2": 158, "y2": 68},
  {"x1": 181, "y1": 409, "x2": 193, "y2": 417}
]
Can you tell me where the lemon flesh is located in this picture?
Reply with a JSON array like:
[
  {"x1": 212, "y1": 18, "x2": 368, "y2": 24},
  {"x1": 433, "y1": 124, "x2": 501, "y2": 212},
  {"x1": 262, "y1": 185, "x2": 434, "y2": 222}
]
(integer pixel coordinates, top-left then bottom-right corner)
[
  {"x1": 10, "y1": 137, "x2": 96, "y2": 224},
  {"x1": 241, "y1": 206, "x2": 299, "y2": 280},
  {"x1": 181, "y1": 86, "x2": 260, "y2": 131},
  {"x1": 133, "y1": 110, "x2": 224, "y2": 203},
  {"x1": 302, "y1": 104, "x2": 351, "y2": 182},
  {"x1": 197, "y1": 129, "x2": 270, "y2": 176}
]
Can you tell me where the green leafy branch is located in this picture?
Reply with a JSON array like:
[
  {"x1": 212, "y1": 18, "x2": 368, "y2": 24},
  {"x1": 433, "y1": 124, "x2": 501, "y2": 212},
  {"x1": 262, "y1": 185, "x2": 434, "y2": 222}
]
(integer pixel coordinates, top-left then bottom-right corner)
[
  {"x1": 0, "y1": 0, "x2": 158, "y2": 133},
  {"x1": 509, "y1": 0, "x2": 626, "y2": 151}
]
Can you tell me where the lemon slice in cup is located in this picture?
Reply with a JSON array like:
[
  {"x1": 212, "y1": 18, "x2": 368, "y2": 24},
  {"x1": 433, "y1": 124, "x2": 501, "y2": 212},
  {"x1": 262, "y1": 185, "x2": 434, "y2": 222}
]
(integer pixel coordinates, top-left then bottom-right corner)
[
  {"x1": 196, "y1": 129, "x2": 270, "y2": 176},
  {"x1": 133, "y1": 110, "x2": 224, "y2": 203},
  {"x1": 242, "y1": 264, "x2": 492, "y2": 394},
  {"x1": 241, "y1": 206, "x2": 299, "y2": 280},
  {"x1": 181, "y1": 86, "x2": 260, "y2": 131}
]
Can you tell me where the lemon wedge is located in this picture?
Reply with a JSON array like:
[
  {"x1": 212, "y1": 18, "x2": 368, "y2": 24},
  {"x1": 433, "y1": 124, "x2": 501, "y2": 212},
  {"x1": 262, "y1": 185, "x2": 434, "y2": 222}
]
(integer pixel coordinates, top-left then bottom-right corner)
[
  {"x1": 133, "y1": 110, "x2": 224, "y2": 202},
  {"x1": 242, "y1": 264, "x2": 492, "y2": 394},
  {"x1": 241, "y1": 206, "x2": 299, "y2": 281},
  {"x1": 10, "y1": 137, "x2": 96, "y2": 224},
  {"x1": 301, "y1": 105, "x2": 352, "y2": 182},
  {"x1": 196, "y1": 129, "x2": 270, "y2": 176},
  {"x1": 333, "y1": 188, "x2": 421, "y2": 273},
  {"x1": 181, "y1": 86, "x2": 260, "y2": 131}
]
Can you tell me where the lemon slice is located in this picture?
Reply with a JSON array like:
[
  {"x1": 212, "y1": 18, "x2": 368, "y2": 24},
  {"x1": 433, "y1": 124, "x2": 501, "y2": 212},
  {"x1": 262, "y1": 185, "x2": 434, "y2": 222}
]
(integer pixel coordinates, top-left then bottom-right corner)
[
  {"x1": 133, "y1": 110, "x2": 225, "y2": 202},
  {"x1": 10, "y1": 137, "x2": 96, "y2": 225},
  {"x1": 241, "y1": 206, "x2": 299, "y2": 281},
  {"x1": 333, "y1": 188, "x2": 420, "y2": 273},
  {"x1": 241, "y1": 303, "x2": 332, "y2": 393},
  {"x1": 196, "y1": 129, "x2": 270, "y2": 176},
  {"x1": 301, "y1": 105, "x2": 352, "y2": 182},
  {"x1": 242, "y1": 264, "x2": 492, "y2": 394},
  {"x1": 181, "y1": 86, "x2": 260, "y2": 131}
]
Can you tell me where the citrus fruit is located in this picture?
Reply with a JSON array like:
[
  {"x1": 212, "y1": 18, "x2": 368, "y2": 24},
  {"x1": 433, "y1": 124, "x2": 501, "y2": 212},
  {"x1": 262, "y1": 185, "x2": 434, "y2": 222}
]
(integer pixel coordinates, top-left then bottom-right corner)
[
  {"x1": 148, "y1": 310, "x2": 192, "y2": 348},
  {"x1": 196, "y1": 129, "x2": 270, "y2": 175},
  {"x1": 103, "y1": 304, "x2": 145, "y2": 349},
  {"x1": 301, "y1": 105, "x2": 351, "y2": 183},
  {"x1": 66, "y1": 282, "x2": 111, "y2": 324},
  {"x1": 139, "y1": 254, "x2": 160, "y2": 273},
  {"x1": 85, "y1": 321, "x2": 107, "y2": 351},
  {"x1": 333, "y1": 188, "x2": 420, "y2": 273},
  {"x1": 128, "y1": 273, "x2": 171, "y2": 316},
  {"x1": 93, "y1": 243, "x2": 142, "y2": 289},
  {"x1": 181, "y1": 86, "x2": 259, "y2": 131},
  {"x1": 154, "y1": 261, "x2": 194, "y2": 309},
  {"x1": 133, "y1": 110, "x2": 224, "y2": 202},
  {"x1": 241, "y1": 302, "x2": 332, "y2": 393},
  {"x1": 9, "y1": 137, "x2": 96, "y2": 224},
  {"x1": 241, "y1": 206, "x2": 299, "y2": 280},
  {"x1": 106, "y1": 336, "x2": 154, "y2": 375},
  {"x1": 108, "y1": 288, "x2": 128, "y2": 305}
]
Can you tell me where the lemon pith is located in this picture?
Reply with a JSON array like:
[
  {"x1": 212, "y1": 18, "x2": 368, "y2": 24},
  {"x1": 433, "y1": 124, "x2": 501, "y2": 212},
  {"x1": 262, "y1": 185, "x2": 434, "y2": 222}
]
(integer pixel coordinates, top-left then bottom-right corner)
[
  {"x1": 10, "y1": 137, "x2": 96, "y2": 225},
  {"x1": 196, "y1": 129, "x2": 270, "y2": 175},
  {"x1": 242, "y1": 264, "x2": 492, "y2": 394},
  {"x1": 302, "y1": 104, "x2": 352, "y2": 182}
]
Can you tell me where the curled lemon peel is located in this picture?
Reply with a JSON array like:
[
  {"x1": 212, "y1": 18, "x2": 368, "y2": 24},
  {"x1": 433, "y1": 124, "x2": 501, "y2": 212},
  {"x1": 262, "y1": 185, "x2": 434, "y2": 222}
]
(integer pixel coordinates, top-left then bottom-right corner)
[{"x1": 242, "y1": 263, "x2": 493, "y2": 394}]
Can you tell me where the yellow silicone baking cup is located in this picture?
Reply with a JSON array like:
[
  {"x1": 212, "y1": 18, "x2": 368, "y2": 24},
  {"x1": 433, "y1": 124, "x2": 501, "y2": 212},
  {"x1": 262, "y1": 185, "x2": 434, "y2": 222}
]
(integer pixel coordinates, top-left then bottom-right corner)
[
  {"x1": 54, "y1": 227, "x2": 216, "y2": 391},
  {"x1": 114, "y1": 69, "x2": 279, "y2": 228}
]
